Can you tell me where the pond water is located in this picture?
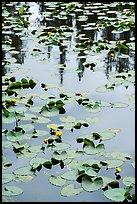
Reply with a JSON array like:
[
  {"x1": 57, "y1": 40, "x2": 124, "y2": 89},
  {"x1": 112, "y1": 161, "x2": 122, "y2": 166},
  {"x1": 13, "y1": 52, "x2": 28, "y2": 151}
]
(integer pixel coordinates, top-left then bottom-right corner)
[{"x1": 2, "y1": 2, "x2": 135, "y2": 202}]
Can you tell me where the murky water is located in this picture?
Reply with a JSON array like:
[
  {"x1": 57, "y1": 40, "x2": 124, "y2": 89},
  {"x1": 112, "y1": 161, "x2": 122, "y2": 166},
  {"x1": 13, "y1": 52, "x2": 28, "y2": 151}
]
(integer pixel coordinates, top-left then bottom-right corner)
[{"x1": 2, "y1": 2, "x2": 135, "y2": 202}]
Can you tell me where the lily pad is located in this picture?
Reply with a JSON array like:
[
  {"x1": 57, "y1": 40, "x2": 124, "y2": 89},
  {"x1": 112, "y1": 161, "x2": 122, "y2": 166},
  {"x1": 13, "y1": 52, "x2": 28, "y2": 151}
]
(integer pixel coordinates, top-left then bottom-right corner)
[
  {"x1": 84, "y1": 141, "x2": 105, "y2": 155},
  {"x1": 61, "y1": 169, "x2": 78, "y2": 181},
  {"x1": 102, "y1": 159, "x2": 123, "y2": 168},
  {"x1": 2, "y1": 186, "x2": 23, "y2": 196},
  {"x1": 61, "y1": 184, "x2": 83, "y2": 196},
  {"x1": 50, "y1": 142, "x2": 70, "y2": 151},
  {"x1": 2, "y1": 173, "x2": 15, "y2": 184},
  {"x1": 2, "y1": 141, "x2": 12, "y2": 149},
  {"x1": 13, "y1": 166, "x2": 33, "y2": 176},
  {"x1": 104, "y1": 188, "x2": 127, "y2": 202},
  {"x1": 123, "y1": 176, "x2": 135, "y2": 186},
  {"x1": 66, "y1": 149, "x2": 84, "y2": 158},
  {"x1": 49, "y1": 175, "x2": 66, "y2": 187},
  {"x1": 52, "y1": 151, "x2": 68, "y2": 161},
  {"x1": 82, "y1": 176, "x2": 103, "y2": 192}
]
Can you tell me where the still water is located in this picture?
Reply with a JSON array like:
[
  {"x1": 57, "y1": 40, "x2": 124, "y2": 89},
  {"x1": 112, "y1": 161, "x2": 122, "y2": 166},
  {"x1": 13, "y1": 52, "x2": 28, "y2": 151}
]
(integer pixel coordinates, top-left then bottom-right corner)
[{"x1": 2, "y1": 2, "x2": 135, "y2": 202}]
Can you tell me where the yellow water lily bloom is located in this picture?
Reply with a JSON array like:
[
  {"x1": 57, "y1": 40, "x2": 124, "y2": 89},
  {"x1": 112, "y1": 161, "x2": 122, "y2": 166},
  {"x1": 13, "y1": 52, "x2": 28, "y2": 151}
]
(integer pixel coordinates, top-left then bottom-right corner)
[
  {"x1": 116, "y1": 167, "x2": 122, "y2": 173},
  {"x1": 110, "y1": 53, "x2": 114, "y2": 58},
  {"x1": 2, "y1": 23, "x2": 4, "y2": 27},
  {"x1": 56, "y1": 131, "x2": 62, "y2": 137},
  {"x1": 43, "y1": 139, "x2": 48, "y2": 144},
  {"x1": 8, "y1": 38, "x2": 12, "y2": 42},
  {"x1": 50, "y1": 125, "x2": 56, "y2": 131},
  {"x1": 48, "y1": 32, "x2": 52, "y2": 35},
  {"x1": 11, "y1": 99, "x2": 16, "y2": 103}
]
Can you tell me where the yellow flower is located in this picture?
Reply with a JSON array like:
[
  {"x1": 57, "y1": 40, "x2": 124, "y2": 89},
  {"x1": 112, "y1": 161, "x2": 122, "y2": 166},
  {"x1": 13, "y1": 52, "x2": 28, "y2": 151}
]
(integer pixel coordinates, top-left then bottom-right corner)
[
  {"x1": 56, "y1": 131, "x2": 62, "y2": 137},
  {"x1": 50, "y1": 125, "x2": 56, "y2": 131},
  {"x1": 48, "y1": 32, "x2": 52, "y2": 35},
  {"x1": 8, "y1": 38, "x2": 12, "y2": 42},
  {"x1": 2, "y1": 23, "x2": 4, "y2": 27},
  {"x1": 43, "y1": 139, "x2": 48, "y2": 144},
  {"x1": 116, "y1": 167, "x2": 122, "y2": 173},
  {"x1": 110, "y1": 53, "x2": 114, "y2": 58},
  {"x1": 11, "y1": 99, "x2": 16, "y2": 103}
]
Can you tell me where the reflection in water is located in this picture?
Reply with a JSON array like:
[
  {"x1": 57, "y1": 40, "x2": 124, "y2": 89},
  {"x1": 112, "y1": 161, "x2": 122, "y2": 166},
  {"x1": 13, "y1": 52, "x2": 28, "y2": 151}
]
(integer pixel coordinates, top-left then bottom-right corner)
[{"x1": 58, "y1": 44, "x2": 67, "y2": 84}]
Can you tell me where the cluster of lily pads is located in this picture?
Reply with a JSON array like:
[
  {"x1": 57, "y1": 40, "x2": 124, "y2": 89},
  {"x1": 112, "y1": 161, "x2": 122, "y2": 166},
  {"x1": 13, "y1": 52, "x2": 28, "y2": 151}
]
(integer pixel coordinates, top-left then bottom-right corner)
[{"x1": 2, "y1": 1, "x2": 135, "y2": 202}]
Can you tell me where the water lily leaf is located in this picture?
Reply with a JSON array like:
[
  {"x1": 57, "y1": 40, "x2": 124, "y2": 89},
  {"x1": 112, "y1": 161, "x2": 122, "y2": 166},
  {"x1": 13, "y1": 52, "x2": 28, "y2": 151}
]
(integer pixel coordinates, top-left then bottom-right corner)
[
  {"x1": 32, "y1": 130, "x2": 49, "y2": 137},
  {"x1": 131, "y1": 161, "x2": 135, "y2": 168},
  {"x1": 101, "y1": 176, "x2": 115, "y2": 188},
  {"x1": 66, "y1": 149, "x2": 84, "y2": 158},
  {"x1": 2, "y1": 173, "x2": 15, "y2": 184},
  {"x1": 7, "y1": 131, "x2": 24, "y2": 142},
  {"x1": 52, "y1": 151, "x2": 67, "y2": 161},
  {"x1": 2, "y1": 141, "x2": 12, "y2": 149},
  {"x1": 123, "y1": 176, "x2": 135, "y2": 186},
  {"x1": 85, "y1": 104, "x2": 101, "y2": 113},
  {"x1": 31, "y1": 116, "x2": 50, "y2": 123},
  {"x1": 2, "y1": 186, "x2": 23, "y2": 196},
  {"x1": 16, "y1": 149, "x2": 37, "y2": 158},
  {"x1": 60, "y1": 115, "x2": 76, "y2": 123},
  {"x1": 50, "y1": 142, "x2": 70, "y2": 151},
  {"x1": 2, "y1": 114, "x2": 15, "y2": 123},
  {"x1": 82, "y1": 176, "x2": 103, "y2": 192},
  {"x1": 49, "y1": 175, "x2": 66, "y2": 187},
  {"x1": 67, "y1": 160, "x2": 84, "y2": 170},
  {"x1": 86, "y1": 117, "x2": 99, "y2": 123},
  {"x1": 102, "y1": 152, "x2": 132, "y2": 161},
  {"x1": 61, "y1": 184, "x2": 83, "y2": 196},
  {"x1": 2, "y1": 156, "x2": 12, "y2": 170},
  {"x1": 102, "y1": 159, "x2": 123, "y2": 168},
  {"x1": 96, "y1": 85, "x2": 114, "y2": 92},
  {"x1": 13, "y1": 166, "x2": 33, "y2": 176},
  {"x1": 110, "y1": 102, "x2": 128, "y2": 108},
  {"x1": 30, "y1": 157, "x2": 48, "y2": 169},
  {"x1": 40, "y1": 106, "x2": 59, "y2": 117},
  {"x1": 97, "y1": 131, "x2": 116, "y2": 141},
  {"x1": 104, "y1": 188, "x2": 127, "y2": 202},
  {"x1": 2, "y1": 196, "x2": 17, "y2": 202},
  {"x1": 28, "y1": 145, "x2": 45, "y2": 153},
  {"x1": 19, "y1": 124, "x2": 34, "y2": 132},
  {"x1": 85, "y1": 169, "x2": 98, "y2": 177},
  {"x1": 84, "y1": 141, "x2": 105, "y2": 155},
  {"x1": 14, "y1": 175, "x2": 33, "y2": 182},
  {"x1": 61, "y1": 169, "x2": 78, "y2": 181}
]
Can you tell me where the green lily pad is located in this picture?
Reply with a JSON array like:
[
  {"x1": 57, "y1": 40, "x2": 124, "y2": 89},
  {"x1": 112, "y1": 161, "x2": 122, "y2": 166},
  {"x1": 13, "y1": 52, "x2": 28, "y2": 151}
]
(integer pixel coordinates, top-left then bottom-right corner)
[
  {"x1": 85, "y1": 117, "x2": 99, "y2": 123},
  {"x1": 85, "y1": 104, "x2": 101, "y2": 113},
  {"x1": 52, "y1": 151, "x2": 68, "y2": 161},
  {"x1": 13, "y1": 166, "x2": 33, "y2": 176},
  {"x1": 104, "y1": 188, "x2": 127, "y2": 202},
  {"x1": 123, "y1": 176, "x2": 135, "y2": 186},
  {"x1": 2, "y1": 186, "x2": 23, "y2": 196},
  {"x1": 2, "y1": 173, "x2": 15, "y2": 184},
  {"x1": 102, "y1": 159, "x2": 123, "y2": 168},
  {"x1": 32, "y1": 130, "x2": 49, "y2": 137},
  {"x1": 82, "y1": 176, "x2": 103, "y2": 192},
  {"x1": 14, "y1": 175, "x2": 33, "y2": 182},
  {"x1": 7, "y1": 131, "x2": 24, "y2": 142},
  {"x1": 2, "y1": 141, "x2": 12, "y2": 149},
  {"x1": 66, "y1": 149, "x2": 84, "y2": 158},
  {"x1": 49, "y1": 175, "x2": 66, "y2": 186},
  {"x1": 110, "y1": 102, "x2": 128, "y2": 108},
  {"x1": 40, "y1": 106, "x2": 59, "y2": 117},
  {"x1": 61, "y1": 184, "x2": 83, "y2": 196},
  {"x1": 101, "y1": 176, "x2": 115, "y2": 188},
  {"x1": 28, "y1": 145, "x2": 45, "y2": 153},
  {"x1": 84, "y1": 141, "x2": 105, "y2": 155},
  {"x1": 61, "y1": 169, "x2": 78, "y2": 181},
  {"x1": 30, "y1": 157, "x2": 48, "y2": 169},
  {"x1": 60, "y1": 115, "x2": 76, "y2": 123},
  {"x1": 50, "y1": 142, "x2": 70, "y2": 151},
  {"x1": 131, "y1": 161, "x2": 135, "y2": 168},
  {"x1": 19, "y1": 124, "x2": 34, "y2": 132},
  {"x1": 2, "y1": 155, "x2": 12, "y2": 170},
  {"x1": 31, "y1": 116, "x2": 50, "y2": 123}
]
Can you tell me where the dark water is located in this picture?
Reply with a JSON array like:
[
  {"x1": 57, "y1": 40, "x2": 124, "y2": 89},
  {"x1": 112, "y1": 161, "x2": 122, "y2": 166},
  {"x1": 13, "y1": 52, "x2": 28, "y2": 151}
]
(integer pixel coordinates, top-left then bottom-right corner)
[{"x1": 2, "y1": 2, "x2": 135, "y2": 202}]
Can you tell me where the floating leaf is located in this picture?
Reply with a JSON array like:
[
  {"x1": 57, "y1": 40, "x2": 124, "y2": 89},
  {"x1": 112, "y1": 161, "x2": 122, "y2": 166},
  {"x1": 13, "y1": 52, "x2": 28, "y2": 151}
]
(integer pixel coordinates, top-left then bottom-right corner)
[
  {"x1": 123, "y1": 176, "x2": 135, "y2": 186},
  {"x1": 84, "y1": 141, "x2": 105, "y2": 155},
  {"x1": 28, "y1": 145, "x2": 45, "y2": 153},
  {"x1": 2, "y1": 141, "x2": 12, "y2": 149},
  {"x1": 40, "y1": 106, "x2": 59, "y2": 117},
  {"x1": 110, "y1": 102, "x2": 128, "y2": 108},
  {"x1": 2, "y1": 186, "x2": 23, "y2": 196},
  {"x1": 85, "y1": 104, "x2": 101, "y2": 113},
  {"x1": 30, "y1": 157, "x2": 48, "y2": 169},
  {"x1": 104, "y1": 188, "x2": 127, "y2": 202},
  {"x1": 60, "y1": 115, "x2": 76, "y2": 123},
  {"x1": 19, "y1": 124, "x2": 34, "y2": 132},
  {"x1": 66, "y1": 149, "x2": 84, "y2": 158},
  {"x1": 131, "y1": 161, "x2": 135, "y2": 168},
  {"x1": 61, "y1": 170, "x2": 78, "y2": 181},
  {"x1": 13, "y1": 166, "x2": 32, "y2": 176},
  {"x1": 52, "y1": 151, "x2": 67, "y2": 161},
  {"x1": 50, "y1": 143, "x2": 70, "y2": 151},
  {"x1": 82, "y1": 176, "x2": 103, "y2": 192},
  {"x1": 49, "y1": 175, "x2": 66, "y2": 186},
  {"x1": 101, "y1": 176, "x2": 115, "y2": 188},
  {"x1": 14, "y1": 175, "x2": 33, "y2": 182},
  {"x1": 2, "y1": 173, "x2": 14, "y2": 184},
  {"x1": 102, "y1": 159, "x2": 123, "y2": 168},
  {"x1": 61, "y1": 184, "x2": 83, "y2": 196}
]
